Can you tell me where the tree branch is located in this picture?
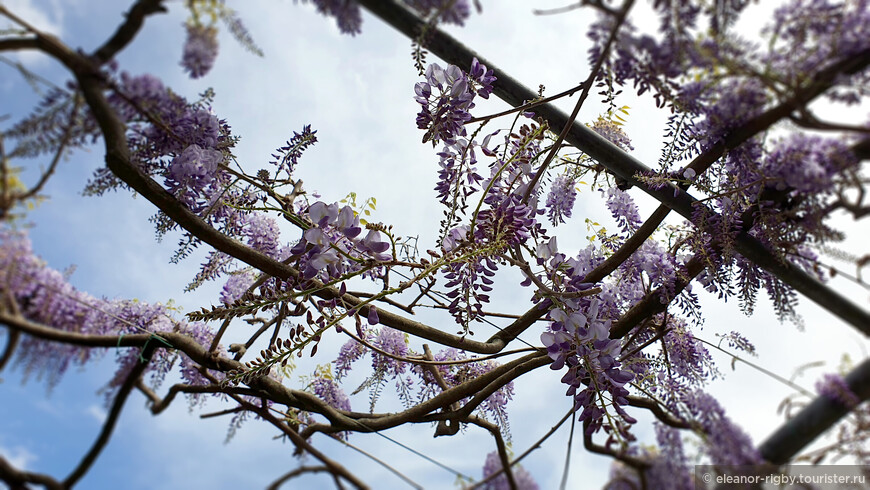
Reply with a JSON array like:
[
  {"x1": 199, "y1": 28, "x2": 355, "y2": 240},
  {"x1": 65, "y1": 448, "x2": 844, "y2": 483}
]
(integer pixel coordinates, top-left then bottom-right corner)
[
  {"x1": 0, "y1": 37, "x2": 39, "y2": 52},
  {"x1": 0, "y1": 456, "x2": 63, "y2": 490},
  {"x1": 92, "y1": 0, "x2": 167, "y2": 64},
  {"x1": 70, "y1": 59, "x2": 517, "y2": 353},
  {"x1": 64, "y1": 344, "x2": 156, "y2": 487},
  {"x1": 0, "y1": 312, "x2": 368, "y2": 429},
  {"x1": 468, "y1": 408, "x2": 574, "y2": 490},
  {"x1": 302, "y1": 352, "x2": 548, "y2": 438},
  {"x1": 625, "y1": 395, "x2": 691, "y2": 429},
  {"x1": 266, "y1": 466, "x2": 331, "y2": 490},
  {"x1": 247, "y1": 404, "x2": 370, "y2": 490},
  {"x1": 467, "y1": 416, "x2": 518, "y2": 490}
]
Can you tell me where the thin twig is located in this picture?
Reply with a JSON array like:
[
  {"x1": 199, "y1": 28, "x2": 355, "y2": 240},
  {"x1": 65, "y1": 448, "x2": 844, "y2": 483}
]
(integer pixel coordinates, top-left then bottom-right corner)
[
  {"x1": 247, "y1": 403, "x2": 370, "y2": 490},
  {"x1": 18, "y1": 96, "x2": 83, "y2": 201},
  {"x1": 468, "y1": 408, "x2": 574, "y2": 489},
  {"x1": 466, "y1": 416, "x2": 518, "y2": 490},
  {"x1": 64, "y1": 344, "x2": 156, "y2": 487},
  {"x1": 266, "y1": 466, "x2": 331, "y2": 490}
]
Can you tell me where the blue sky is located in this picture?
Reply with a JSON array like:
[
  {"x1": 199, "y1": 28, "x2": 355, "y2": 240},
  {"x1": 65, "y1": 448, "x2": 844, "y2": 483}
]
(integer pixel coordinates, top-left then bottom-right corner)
[{"x1": 1, "y1": 1, "x2": 868, "y2": 489}]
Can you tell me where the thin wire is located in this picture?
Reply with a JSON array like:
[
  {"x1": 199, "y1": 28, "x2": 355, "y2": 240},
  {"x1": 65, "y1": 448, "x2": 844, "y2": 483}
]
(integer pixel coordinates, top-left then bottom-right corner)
[
  {"x1": 331, "y1": 436, "x2": 425, "y2": 489},
  {"x1": 367, "y1": 426, "x2": 474, "y2": 481},
  {"x1": 559, "y1": 406, "x2": 576, "y2": 490},
  {"x1": 697, "y1": 336, "x2": 815, "y2": 397}
]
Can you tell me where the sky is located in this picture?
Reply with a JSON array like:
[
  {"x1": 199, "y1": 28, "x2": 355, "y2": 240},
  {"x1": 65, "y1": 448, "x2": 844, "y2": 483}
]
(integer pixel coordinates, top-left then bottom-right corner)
[{"x1": 0, "y1": 1, "x2": 868, "y2": 489}]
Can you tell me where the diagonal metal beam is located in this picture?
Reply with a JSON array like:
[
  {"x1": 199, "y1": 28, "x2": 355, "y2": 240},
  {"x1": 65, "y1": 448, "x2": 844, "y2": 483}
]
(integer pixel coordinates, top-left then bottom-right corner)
[
  {"x1": 357, "y1": 0, "x2": 870, "y2": 336},
  {"x1": 759, "y1": 357, "x2": 870, "y2": 465}
]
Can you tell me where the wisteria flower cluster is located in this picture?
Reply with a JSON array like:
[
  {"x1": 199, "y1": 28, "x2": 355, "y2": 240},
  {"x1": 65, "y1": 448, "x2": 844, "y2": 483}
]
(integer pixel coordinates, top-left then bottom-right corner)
[
  {"x1": 333, "y1": 328, "x2": 515, "y2": 426},
  {"x1": 415, "y1": 58, "x2": 495, "y2": 146},
  {"x1": 545, "y1": 173, "x2": 577, "y2": 226},
  {"x1": 585, "y1": 0, "x2": 870, "y2": 326},
  {"x1": 2, "y1": 0, "x2": 869, "y2": 488},
  {"x1": 0, "y1": 229, "x2": 222, "y2": 400},
  {"x1": 181, "y1": 23, "x2": 219, "y2": 79},
  {"x1": 287, "y1": 200, "x2": 389, "y2": 283},
  {"x1": 84, "y1": 72, "x2": 246, "y2": 230},
  {"x1": 480, "y1": 451, "x2": 539, "y2": 490},
  {"x1": 542, "y1": 298, "x2": 636, "y2": 433},
  {"x1": 300, "y1": 0, "x2": 479, "y2": 34}
]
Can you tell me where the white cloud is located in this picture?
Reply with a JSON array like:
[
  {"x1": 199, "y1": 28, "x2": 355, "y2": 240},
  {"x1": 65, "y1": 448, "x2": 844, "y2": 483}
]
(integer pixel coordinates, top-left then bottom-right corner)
[
  {"x1": 0, "y1": 444, "x2": 37, "y2": 471},
  {"x1": 1, "y1": 0, "x2": 64, "y2": 35},
  {"x1": 1, "y1": 0, "x2": 65, "y2": 67},
  {"x1": 86, "y1": 404, "x2": 107, "y2": 424}
]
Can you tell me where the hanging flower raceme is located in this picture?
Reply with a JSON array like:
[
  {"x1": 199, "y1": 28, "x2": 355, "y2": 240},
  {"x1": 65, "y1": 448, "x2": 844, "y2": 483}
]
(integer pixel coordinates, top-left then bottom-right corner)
[
  {"x1": 0, "y1": 228, "x2": 224, "y2": 401},
  {"x1": 591, "y1": 117, "x2": 634, "y2": 152},
  {"x1": 285, "y1": 200, "x2": 392, "y2": 283},
  {"x1": 541, "y1": 298, "x2": 636, "y2": 433},
  {"x1": 414, "y1": 58, "x2": 496, "y2": 146},
  {"x1": 480, "y1": 451, "x2": 539, "y2": 490},
  {"x1": 85, "y1": 72, "x2": 239, "y2": 221},
  {"x1": 545, "y1": 174, "x2": 577, "y2": 226},
  {"x1": 404, "y1": 0, "x2": 473, "y2": 25},
  {"x1": 166, "y1": 144, "x2": 222, "y2": 192},
  {"x1": 300, "y1": 0, "x2": 362, "y2": 35},
  {"x1": 181, "y1": 23, "x2": 219, "y2": 79}
]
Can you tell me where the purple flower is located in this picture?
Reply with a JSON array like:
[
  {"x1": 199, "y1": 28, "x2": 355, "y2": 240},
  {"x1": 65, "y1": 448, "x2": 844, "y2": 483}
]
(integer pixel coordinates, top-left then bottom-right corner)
[
  {"x1": 309, "y1": 201, "x2": 339, "y2": 226},
  {"x1": 718, "y1": 331, "x2": 757, "y2": 356},
  {"x1": 181, "y1": 24, "x2": 219, "y2": 79},
  {"x1": 167, "y1": 144, "x2": 222, "y2": 190},
  {"x1": 662, "y1": 322, "x2": 716, "y2": 382},
  {"x1": 366, "y1": 305, "x2": 379, "y2": 325},
  {"x1": 591, "y1": 117, "x2": 634, "y2": 151},
  {"x1": 404, "y1": 0, "x2": 472, "y2": 25},
  {"x1": 312, "y1": 377, "x2": 352, "y2": 412},
  {"x1": 335, "y1": 328, "x2": 371, "y2": 378},
  {"x1": 762, "y1": 135, "x2": 856, "y2": 194},
  {"x1": 120, "y1": 73, "x2": 165, "y2": 102},
  {"x1": 816, "y1": 373, "x2": 860, "y2": 408},
  {"x1": 469, "y1": 57, "x2": 496, "y2": 99},
  {"x1": 542, "y1": 293, "x2": 637, "y2": 432},
  {"x1": 220, "y1": 271, "x2": 255, "y2": 305},
  {"x1": 271, "y1": 125, "x2": 317, "y2": 177},
  {"x1": 372, "y1": 327, "x2": 408, "y2": 376},
  {"x1": 0, "y1": 228, "x2": 223, "y2": 400},
  {"x1": 683, "y1": 390, "x2": 761, "y2": 465},
  {"x1": 480, "y1": 451, "x2": 539, "y2": 490},
  {"x1": 308, "y1": 249, "x2": 339, "y2": 272},
  {"x1": 301, "y1": 0, "x2": 362, "y2": 35},
  {"x1": 546, "y1": 174, "x2": 577, "y2": 225},
  {"x1": 176, "y1": 321, "x2": 225, "y2": 393},
  {"x1": 604, "y1": 429, "x2": 694, "y2": 490},
  {"x1": 359, "y1": 229, "x2": 390, "y2": 256},
  {"x1": 606, "y1": 186, "x2": 642, "y2": 235},
  {"x1": 441, "y1": 225, "x2": 469, "y2": 253},
  {"x1": 536, "y1": 236, "x2": 558, "y2": 262},
  {"x1": 172, "y1": 108, "x2": 221, "y2": 149},
  {"x1": 303, "y1": 227, "x2": 329, "y2": 247},
  {"x1": 242, "y1": 213, "x2": 281, "y2": 258},
  {"x1": 415, "y1": 62, "x2": 477, "y2": 145},
  {"x1": 335, "y1": 205, "x2": 361, "y2": 238}
]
